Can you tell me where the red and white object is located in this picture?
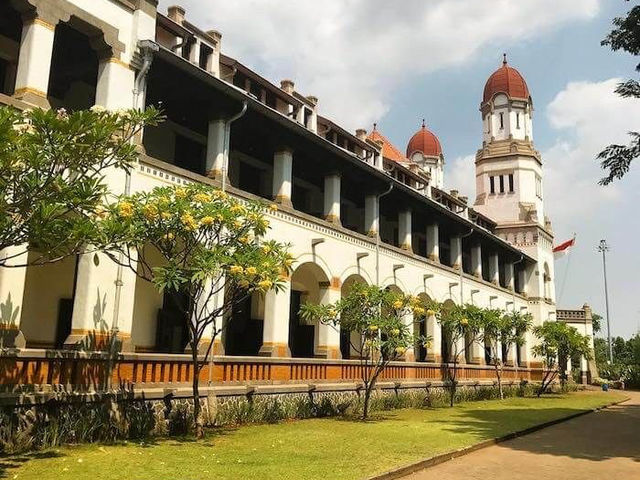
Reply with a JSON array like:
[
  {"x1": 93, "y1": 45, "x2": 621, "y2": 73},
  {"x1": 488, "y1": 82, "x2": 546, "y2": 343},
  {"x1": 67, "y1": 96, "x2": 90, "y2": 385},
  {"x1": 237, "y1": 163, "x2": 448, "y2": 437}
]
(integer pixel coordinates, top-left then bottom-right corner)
[{"x1": 553, "y1": 237, "x2": 576, "y2": 258}]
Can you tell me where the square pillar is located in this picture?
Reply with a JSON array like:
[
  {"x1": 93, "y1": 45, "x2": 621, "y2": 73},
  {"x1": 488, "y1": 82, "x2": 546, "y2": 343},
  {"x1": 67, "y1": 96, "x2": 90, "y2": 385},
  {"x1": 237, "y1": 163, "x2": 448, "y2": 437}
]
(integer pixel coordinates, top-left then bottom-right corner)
[
  {"x1": 425, "y1": 313, "x2": 441, "y2": 362},
  {"x1": 504, "y1": 341, "x2": 516, "y2": 367},
  {"x1": 471, "y1": 243, "x2": 482, "y2": 278},
  {"x1": 365, "y1": 194, "x2": 379, "y2": 237},
  {"x1": 259, "y1": 278, "x2": 291, "y2": 357},
  {"x1": 315, "y1": 283, "x2": 341, "y2": 359},
  {"x1": 197, "y1": 278, "x2": 225, "y2": 356},
  {"x1": 64, "y1": 252, "x2": 136, "y2": 352},
  {"x1": 0, "y1": 247, "x2": 28, "y2": 348},
  {"x1": 426, "y1": 223, "x2": 439, "y2": 262},
  {"x1": 455, "y1": 336, "x2": 467, "y2": 364},
  {"x1": 398, "y1": 209, "x2": 412, "y2": 251},
  {"x1": 580, "y1": 355, "x2": 588, "y2": 384},
  {"x1": 272, "y1": 148, "x2": 293, "y2": 207},
  {"x1": 206, "y1": 118, "x2": 226, "y2": 179},
  {"x1": 517, "y1": 267, "x2": 528, "y2": 296},
  {"x1": 323, "y1": 174, "x2": 341, "y2": 225},
  {"x1": 505, "y1": 262, "x2": 515, "y2": 291},
  {"x1": 13, "y1": 17, "x2": 56, "y2": 108},
  {"x1": 489, "y1": 253, "x2": 499, "y2": 285},
  {"x1": 95, "y1": 58, "x2": 135, "y2": 109},
  {"x1": 468, "y1": 339, "x2": 484, "y2": 365},
  {"x1": 450, "y1": 236, "x2": 462, "y2": 270}
]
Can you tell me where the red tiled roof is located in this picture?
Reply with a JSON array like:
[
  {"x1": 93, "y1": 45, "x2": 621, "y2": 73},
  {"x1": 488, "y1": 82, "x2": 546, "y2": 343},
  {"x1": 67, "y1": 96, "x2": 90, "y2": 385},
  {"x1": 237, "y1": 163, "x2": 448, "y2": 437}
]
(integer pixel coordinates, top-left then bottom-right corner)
[
  {"x1": 483, "y1": 57, "x2": 530, "y2": 103},
  {"x1": 367, "y1": 129, "x2": 408, "y2": 163}
]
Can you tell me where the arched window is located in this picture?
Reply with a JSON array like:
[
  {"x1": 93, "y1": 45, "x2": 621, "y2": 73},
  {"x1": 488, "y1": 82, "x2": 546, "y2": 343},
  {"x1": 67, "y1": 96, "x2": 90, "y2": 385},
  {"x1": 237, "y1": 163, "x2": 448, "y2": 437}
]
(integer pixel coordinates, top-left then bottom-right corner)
[{"x1": 543, "y1": 263, "x2": 551, "y2": 299}]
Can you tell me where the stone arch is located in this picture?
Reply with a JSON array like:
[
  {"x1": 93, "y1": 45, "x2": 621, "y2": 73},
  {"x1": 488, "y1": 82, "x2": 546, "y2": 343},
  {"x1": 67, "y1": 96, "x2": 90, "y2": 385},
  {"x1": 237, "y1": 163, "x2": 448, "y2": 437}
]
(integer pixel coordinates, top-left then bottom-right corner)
[
  {"x1": 414, "y1": 292, "x2": 433, "y2": 362},
  {"x1": 440, "y1": 298, "x2": 457, "y2": 361},
  {"x1": 340, "y1": 273, "x2": 368, "y2": 359},
  {"x1": 289, "y1": 261, "x2": 331, "y2": 358},
  {"x1": 292, "y1": 253, "x2": 333, "y2": 284},
  {"x1": 339, "y1": 265, "x2": 373, "y2": 286}
]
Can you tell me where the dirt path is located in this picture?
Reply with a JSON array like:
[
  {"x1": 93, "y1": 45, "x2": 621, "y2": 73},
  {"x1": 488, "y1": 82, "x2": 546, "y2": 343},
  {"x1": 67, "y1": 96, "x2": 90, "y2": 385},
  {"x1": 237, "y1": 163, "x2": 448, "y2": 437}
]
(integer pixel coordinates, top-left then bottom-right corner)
[{"x1": 404, "y1": 391, "x2": 640, "y2": 480}]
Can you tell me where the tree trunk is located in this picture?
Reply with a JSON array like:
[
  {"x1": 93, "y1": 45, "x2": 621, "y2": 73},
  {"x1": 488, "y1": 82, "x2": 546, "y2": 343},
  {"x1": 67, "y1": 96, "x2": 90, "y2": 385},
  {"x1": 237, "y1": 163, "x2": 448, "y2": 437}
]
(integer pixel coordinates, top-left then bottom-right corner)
[
  {"x1": 449, "y1": 358, "x2": 457, "y2": 407},
  {"x1": 495, "y1": 360, "x2": 503, "y2": 400},
  {"x1": 190, "y1": 340, "x2": 204, "y2": 439},
  {"x1": 362, "y1": 384, "x2": 372, "y2": 420}
]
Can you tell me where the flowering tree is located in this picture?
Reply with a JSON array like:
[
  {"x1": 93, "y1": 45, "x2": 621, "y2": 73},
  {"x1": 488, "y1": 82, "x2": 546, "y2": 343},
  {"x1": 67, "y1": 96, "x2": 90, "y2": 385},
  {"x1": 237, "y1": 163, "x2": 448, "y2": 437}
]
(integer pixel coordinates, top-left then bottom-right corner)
[
  {"x1": 437, "y1": 303, "x2": 482, "y2": 407},
  {"x1": 0, "y1": 105, "x2": 160, "y2": 266},
  {"x1": 479, "y1": 309, "x2": 531, "y2": 399},
  {"x1": 299, "y1": 283, "x2": 429, "y2": 419},
  {"x1": 532, "y1": 321, "x2": 592, "y2": 396},
  {"x1": 98, "y1": 183, "x2": 291, "y2": 437}
]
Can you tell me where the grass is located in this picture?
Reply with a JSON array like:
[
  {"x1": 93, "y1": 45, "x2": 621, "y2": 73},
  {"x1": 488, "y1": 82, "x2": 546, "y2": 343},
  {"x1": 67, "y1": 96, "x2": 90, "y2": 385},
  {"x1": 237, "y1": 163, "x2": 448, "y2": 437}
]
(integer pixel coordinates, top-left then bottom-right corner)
[{"x1": 1, "y1": 391, "x2": 625, "y2": 480}]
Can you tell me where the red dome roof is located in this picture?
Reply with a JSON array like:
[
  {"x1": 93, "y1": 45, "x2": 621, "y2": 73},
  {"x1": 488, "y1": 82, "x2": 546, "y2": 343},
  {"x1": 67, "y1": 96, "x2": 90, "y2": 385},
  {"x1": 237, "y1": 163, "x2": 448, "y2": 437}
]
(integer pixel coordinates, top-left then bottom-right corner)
[
  {"x1": 483, "y1": 55, "x2": 530, "y2": 104},
  {"x1": 406, "y1": 122, "x2": 442, "y2": 158}
]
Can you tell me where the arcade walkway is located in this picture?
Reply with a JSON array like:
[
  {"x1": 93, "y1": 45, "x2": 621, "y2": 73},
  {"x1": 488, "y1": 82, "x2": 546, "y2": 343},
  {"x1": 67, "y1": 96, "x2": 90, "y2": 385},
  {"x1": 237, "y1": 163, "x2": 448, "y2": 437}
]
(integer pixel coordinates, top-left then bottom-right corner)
[{"x1": 405, "y1": 390, "x2": 640, "y2": 480}]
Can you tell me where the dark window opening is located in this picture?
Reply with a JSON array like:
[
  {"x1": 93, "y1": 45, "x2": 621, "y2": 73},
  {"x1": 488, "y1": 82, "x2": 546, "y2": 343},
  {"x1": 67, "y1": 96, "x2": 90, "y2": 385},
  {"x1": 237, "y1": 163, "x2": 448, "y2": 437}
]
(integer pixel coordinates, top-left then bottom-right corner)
[
  {"x1": 156, "y1": 290, "x2": 189, "y2": 354},
  {"x1": 499, "y1": 175, "x2": 505, "y2": 193},
  {"x1": 516, "y1": 112, "x2": 520, "y2": 129},
  {"x1": 174, "y1": 134, "x2": 205, "y2": 175},
  {"x1": 198, "y1": 43, "x2": 212, "y2": 70},
  {"x1": 225, "y1": 295, "x2": 263, "y2": 356},
  {"x1": 481, "y1": 254, "x2": 490, "y2": 282},
  {"x1": 289, "y1": 291, "x2": 315, "y2": 358},
  {"x1": 340, "y1": 329, "x2": 351, "y2": 359},
  {"x1": 415, "y1": 318, "x2": 427, "y2": 362},
  {"x1": 237, "y1": 161, "x2": 265, "y2": 198},
  {"x1": 0, "y1": 3, "x2": 22, "y2": 95},
  {"x1": 490, "y1": 176, "x2": 495, "y2": 194},
  {"x1": 508, "y1": 174, "x2": 514, "y2": 193},
  {"x1": 499, "y1": 112, "x2": 504, "y2": 129}
]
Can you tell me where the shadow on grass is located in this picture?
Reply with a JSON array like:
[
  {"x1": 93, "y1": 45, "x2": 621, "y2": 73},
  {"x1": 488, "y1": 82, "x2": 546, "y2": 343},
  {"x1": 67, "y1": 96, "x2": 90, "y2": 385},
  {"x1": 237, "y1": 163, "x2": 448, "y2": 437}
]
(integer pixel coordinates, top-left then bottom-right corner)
[
  {"x1": 0, "y1": 451, "x2": 65, "y2": 479},
  {"x1": 434, "y1": 401, "x2": 640, "y2": 463}
]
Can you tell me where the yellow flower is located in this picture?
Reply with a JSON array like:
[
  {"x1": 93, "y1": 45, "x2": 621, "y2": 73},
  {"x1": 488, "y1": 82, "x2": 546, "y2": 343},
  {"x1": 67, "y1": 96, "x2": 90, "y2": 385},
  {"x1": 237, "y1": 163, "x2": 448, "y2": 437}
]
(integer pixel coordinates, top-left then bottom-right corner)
[
  {"x1": 391, "y1": 328, "x2": 400, "y2": 336},
  {"x1": 238, "y1": 236, "x2": 249, "y2": 244},
  {"x1": 413, "y1": 307, "x2": 425, "y2": 316},
  {"x1": 231, "y1": 204, "x2": 246, "y2": 214},
  {"x1": 201, "y1": 216, "x2": 215, "y2": 226},
  {"x1": 426, "y1": 309, "x2": 436, "y2": 317},
  {"x1": 162, "y1": 232, "x2": 175, "y2": 241},
  {"x1": 392, "y1": 300, "x2": 403, "y2": 309},
  {"x1": 258, "y1": 279, "x2": 273, "y2": 290},
  {"x1": 262, "y1": 245, "x2": 271, "y2": 254},
  {"x1": 161, "y1": 212, "x2": 171, "y2": 220},
  {"x1": 395, "y1": 346, "x2": 406, "y2": 355},
  {"x1": 368, "y1": 325, "x2": 379, "y2": 332},
  {"x1": 175, "y1": 188, "x2": 187, "y2": 199},
  {"x1": 143, "y1": 204, "x2": 158, "y2": 220},
  {"x1": 246, "y1": 267, "x2": 257, "y2": 276},
  {"x1": 424, "y1": 341, "x2": 433, "y2": 349},
  {"x1": 118, "y1": 202, "x2": 133, "y2": 218},
  {"x1": 193, "y1": 193, "x2": 212, "y2": 203},
  {"x1": 215, "y1": 214, "x2": 224, "y2": 222},
  {"x1": 328, "y1": 308, "x2": 337, "y2": 317},
  {"x1": 233, "y1": 220, "x2": 243, "y2": 229},
  {"x1": 238, "y1": 280, "x2": 250, "y2": 288},
  {"x1": 229, "y1": 265, "x2": 244, "y2": 275},
  {"x1": 181, "y1": 213, "x2": 198, "y2": 231},
  {"x1": 460, "y1": 317, "x2": 469, "y2": 326},
  {"x1": 212, "y1": 190, "x2": 228, "y2": 200},
  {"x1": 268, "y1": 204, "x2": 278, "y2": 212}
]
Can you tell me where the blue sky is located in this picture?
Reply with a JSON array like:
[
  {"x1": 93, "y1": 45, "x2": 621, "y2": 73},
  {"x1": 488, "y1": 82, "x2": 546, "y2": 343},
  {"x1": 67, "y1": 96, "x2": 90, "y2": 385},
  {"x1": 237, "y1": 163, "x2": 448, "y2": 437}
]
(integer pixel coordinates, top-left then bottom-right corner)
[{"x1": 160, "y1": 0, "x2": 640, "y2": 338}]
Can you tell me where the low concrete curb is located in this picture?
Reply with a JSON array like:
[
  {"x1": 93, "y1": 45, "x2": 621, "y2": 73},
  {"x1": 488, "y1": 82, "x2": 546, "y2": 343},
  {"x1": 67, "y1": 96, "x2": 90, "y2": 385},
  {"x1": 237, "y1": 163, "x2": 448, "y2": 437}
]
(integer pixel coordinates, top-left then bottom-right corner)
[{"x1": 368, "y1": 395, "x2": 631, "y2": 480}]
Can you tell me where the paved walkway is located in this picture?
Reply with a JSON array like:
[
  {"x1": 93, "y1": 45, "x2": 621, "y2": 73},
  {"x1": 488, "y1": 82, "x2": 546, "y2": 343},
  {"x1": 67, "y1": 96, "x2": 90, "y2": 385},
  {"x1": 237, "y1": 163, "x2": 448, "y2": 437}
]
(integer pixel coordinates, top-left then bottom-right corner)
[{"x1": 405, "y1": 391, "x2": 640, "y2": 480}]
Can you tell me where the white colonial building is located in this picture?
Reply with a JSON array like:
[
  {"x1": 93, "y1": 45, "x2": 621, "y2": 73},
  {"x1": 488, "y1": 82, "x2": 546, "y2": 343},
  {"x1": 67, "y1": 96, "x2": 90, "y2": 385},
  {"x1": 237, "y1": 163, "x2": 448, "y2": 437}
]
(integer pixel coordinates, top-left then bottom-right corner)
[{"x1": 0, "y1": 0, "x2": 590, "y2": 392}]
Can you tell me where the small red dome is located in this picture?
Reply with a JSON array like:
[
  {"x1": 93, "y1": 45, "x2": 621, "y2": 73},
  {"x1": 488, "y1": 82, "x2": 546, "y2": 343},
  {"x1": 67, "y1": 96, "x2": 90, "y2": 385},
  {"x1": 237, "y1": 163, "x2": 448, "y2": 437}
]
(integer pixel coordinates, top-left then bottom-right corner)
[
  {"x1": 406, "y1": 122, "x2": 442, "y2": 158},
  {"x1": 483, "y1": 55, "x2": 530, "y2": 104}
]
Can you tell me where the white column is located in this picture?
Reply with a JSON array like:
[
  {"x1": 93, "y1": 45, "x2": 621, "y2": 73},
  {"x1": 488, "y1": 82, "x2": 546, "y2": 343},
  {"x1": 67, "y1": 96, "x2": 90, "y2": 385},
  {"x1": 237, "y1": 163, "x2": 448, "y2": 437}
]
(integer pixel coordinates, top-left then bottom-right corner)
[
  {"x1": 489, "y1": 253, "x2": 499, "y2": 285},
  {"x1": 272, "y1": 148, "x2": 293, "y2": 207},
  {"x1": 505, "y1": 341, "x2": 517, "y2": 367},
  {"x1": 0, "y1": 247, "x2": 28, "y2": 348},
  {"x1": 259, "y1": 279, "x2": 291, "y2": 357},
  {"x1": 455, "y1": 336, "x2": 466, "y2": 364},
  {"x1": 14, "y1": 17, "x2": 56, "y2": 108},
  {"x1": 206, "y1": 118, "x2": 226, "y2": 179},
  {"x1": 401, "y1": 311, "x2": 415, "y2": 361},
  {"x1": 450, "y1": 236, "x2": 462, "y2": 270},
  {"x1": 398, "y1": 209, "x2": 412, "y2": 251},
  {"x1": 580, "y1": 355, "x2": 588, "y2": 384},
  {"x1": 365, "y1": 194, "x2": 379, "y2": 237},
  {"x1": 471, "y1": 244, "x2": 482, "y2": 278},
  {"x1": 426, "y1": 223, "x2": 439, "y2": 262},
  {"x1": 517, "y1": 267, "x2": 527, "y2": 296},
  {"x1": 95, "y1": 58, "x2": 135, "y2": 110},
  {"x1": 323, "y1": 174, "x2": 341, "y2": 225},
  {"x1": 316, "y1": 284, "x2": 341, "y2": 359},
  {"x1": 198, "y1": 278, "x2": 225, "y2": 355},
  {"x1": 505, "y1": 262, "x2": 515, "y2": 291},
  {"x1": 469, "y1": 339, "x2": 484, "y2": 365},
  {"x1": 65, "y1": 252, "x2": 136, "y2": 351},
  {"x1": 426, "y1": 312, "x2": 441, "y2": 363}
]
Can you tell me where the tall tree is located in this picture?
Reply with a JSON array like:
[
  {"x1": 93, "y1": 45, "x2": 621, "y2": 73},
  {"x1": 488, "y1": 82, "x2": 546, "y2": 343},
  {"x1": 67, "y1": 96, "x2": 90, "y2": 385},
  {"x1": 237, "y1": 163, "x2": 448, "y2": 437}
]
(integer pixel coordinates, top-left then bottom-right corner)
[
  {"x1": 0, "y1": 105, "x2": 160, "y2": 266},
  {"x1": 598, "y1": 3, "x2": 640, "y2": 185},
  {"x1": 98, "y1": 183, "x2": 291, "y2": 438}
]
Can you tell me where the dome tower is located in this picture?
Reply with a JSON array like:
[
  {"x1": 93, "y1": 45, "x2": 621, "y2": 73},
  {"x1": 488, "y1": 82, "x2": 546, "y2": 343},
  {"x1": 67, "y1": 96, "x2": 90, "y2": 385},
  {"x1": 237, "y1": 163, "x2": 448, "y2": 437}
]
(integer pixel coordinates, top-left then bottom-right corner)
[{"x1": 406, "y1": 120, "x2": 444, "y2": 188}]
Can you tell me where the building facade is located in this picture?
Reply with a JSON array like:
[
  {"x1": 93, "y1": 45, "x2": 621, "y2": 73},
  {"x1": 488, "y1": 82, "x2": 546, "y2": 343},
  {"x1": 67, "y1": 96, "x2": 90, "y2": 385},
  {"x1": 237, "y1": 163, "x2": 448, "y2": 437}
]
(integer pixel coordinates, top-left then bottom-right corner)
[{"x1": 0, "y1": 0, "x2": 577, "y2": 394}]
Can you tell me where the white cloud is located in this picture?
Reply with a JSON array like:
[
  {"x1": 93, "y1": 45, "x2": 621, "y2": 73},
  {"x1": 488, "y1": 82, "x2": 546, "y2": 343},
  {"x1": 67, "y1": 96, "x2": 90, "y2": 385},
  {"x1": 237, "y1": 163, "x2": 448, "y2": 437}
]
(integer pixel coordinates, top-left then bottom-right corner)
[
  {"x1": 159, "y1": 0, "x2": 599, "y2": 130},
  {"x1": 445, "y1": 154, "x2": 475, "y2": 198}
]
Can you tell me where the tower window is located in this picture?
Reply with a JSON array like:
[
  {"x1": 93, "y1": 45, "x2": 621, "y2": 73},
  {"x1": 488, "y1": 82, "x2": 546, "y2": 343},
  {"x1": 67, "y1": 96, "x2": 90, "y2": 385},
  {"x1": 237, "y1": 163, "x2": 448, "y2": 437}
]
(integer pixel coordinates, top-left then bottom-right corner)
[
  {"x1": 508, "y1": 174, "x2": 514, "y2": 192},
  {"x1": 516, "y1": 113, "x2": 520, "y2": 129},
  {"x1": 499, "y1": 113, "x2": 504, "y2": 129},
  {"x1": 490, "y1": 176, "x2": 495, "y2": 194},
  {"x1": 499, "y1": 175, "x2": 505, "y2": 193}
]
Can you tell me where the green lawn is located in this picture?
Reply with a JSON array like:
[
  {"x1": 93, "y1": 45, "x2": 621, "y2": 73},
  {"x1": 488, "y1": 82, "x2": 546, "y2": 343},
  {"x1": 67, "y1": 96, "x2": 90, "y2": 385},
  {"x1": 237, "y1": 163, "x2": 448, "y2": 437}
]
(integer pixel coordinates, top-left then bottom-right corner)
[{"x1": 2, "y1": 391, "x2": 625, "y2": 480}]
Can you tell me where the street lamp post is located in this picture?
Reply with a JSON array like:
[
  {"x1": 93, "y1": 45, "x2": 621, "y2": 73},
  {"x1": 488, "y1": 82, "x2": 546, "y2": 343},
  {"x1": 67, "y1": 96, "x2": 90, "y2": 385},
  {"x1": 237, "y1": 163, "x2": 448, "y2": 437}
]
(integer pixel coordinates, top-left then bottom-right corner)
[{"x1": 598, "y1": 239, "x2": 613, "y2": 363}]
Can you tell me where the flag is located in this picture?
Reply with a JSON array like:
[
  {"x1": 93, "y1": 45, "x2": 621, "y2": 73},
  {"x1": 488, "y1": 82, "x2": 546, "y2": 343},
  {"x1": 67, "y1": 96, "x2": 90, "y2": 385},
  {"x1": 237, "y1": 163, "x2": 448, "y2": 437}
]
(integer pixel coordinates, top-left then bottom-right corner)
[{"x1": 553, "y1": 237, "x2": 575, "y2": 259}]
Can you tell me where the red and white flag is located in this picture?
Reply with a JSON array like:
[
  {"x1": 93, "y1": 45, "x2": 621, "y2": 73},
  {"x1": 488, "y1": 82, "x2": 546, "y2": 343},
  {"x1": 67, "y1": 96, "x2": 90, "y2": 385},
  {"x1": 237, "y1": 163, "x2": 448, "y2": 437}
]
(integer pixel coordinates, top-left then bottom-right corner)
[{"x1": 553, "y1": 237, "x2": 576, "y2": 259}]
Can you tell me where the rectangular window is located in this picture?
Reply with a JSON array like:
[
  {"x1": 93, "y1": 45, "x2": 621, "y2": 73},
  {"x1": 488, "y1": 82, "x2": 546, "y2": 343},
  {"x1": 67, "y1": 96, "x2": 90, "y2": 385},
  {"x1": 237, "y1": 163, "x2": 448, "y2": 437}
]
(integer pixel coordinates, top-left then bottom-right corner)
[
  {"x1": 499, "y1": 175, "x2": 505, "y2": 193},
  {"x1": 490, "y1": 176, "x2": 495, "y2": 194},
  {"x1": 508, "y1": 174, "x2": 514, "y2": 192},
  {"x1": 535, "y1": 175, "x2": 543, "y2": 199},
  {"x1": 516, "y1": 113, "x2": 520, "y2": 129},
  {"x1": 499, "y1": 113, "x2": 504, "y2": 129}
]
